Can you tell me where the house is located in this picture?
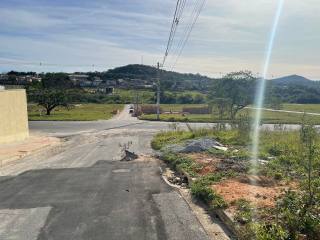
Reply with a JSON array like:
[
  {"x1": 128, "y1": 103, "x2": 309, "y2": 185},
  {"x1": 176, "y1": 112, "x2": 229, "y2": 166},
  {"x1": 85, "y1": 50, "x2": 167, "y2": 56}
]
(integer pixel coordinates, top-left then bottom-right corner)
[
  {"x1": 96, "y1": 85, "x2": 114, "y2": 94},
  {"x1": 79, "y1": 80, "x2": 93, "y2": 87},
  {"x1": 92, "y1": 77, "x2": 103, "y2": 87},
  {"x1": 69, "y1": 74, "x2": 89, "y2": 86}
]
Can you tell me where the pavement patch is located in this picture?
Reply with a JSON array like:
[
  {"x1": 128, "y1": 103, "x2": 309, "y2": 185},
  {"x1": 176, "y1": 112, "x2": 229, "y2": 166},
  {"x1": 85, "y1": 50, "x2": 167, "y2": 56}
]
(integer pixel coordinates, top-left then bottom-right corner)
[
  {"x1": 0, "y1": 207, "x2": 51, "y2": 240},
  {"x1": 152, "y1": 191, "x2": 209, "y2": 240},
  {"x1": 112, "y1": 169, "x2": 131, "y2": 173}
]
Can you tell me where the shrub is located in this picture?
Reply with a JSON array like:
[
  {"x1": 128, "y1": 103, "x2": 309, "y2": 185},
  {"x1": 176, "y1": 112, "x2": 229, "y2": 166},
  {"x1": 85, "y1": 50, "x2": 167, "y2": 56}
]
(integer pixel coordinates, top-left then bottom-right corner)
[
  {"x1": 234, "y1": 199, "x2": 253, "y2": 224},
  {"x1": 161, "y1": 152, "x2": 200, "y2": 177},
  {"x1": 191, "y1": 178, "x2": 227, "y2": 209}
]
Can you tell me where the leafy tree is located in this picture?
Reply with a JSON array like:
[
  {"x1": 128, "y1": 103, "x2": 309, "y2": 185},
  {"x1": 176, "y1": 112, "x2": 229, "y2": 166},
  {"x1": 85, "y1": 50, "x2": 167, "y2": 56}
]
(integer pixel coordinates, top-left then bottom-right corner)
[
  {"x1": 42, "y1": 73, "x2": 74, "y2": 89},
  {"x1": 177, "y1": 93, "x2": 194, "y2": 104},
  {"x1": 209, "y1": 71, "x2": 256, "y2": 120},
  {"x1": 209, "y1": 98, "x2": 230, "y2": 120},
  {"x1": 193, "y1": 93, "x2": 205, "y2": 104},
  {"x1": 8, "y1": 75, "x2": 17, "y2": 85},
  {"x1": 35, "y1": 90, "x2": 70, "y2": 115}
]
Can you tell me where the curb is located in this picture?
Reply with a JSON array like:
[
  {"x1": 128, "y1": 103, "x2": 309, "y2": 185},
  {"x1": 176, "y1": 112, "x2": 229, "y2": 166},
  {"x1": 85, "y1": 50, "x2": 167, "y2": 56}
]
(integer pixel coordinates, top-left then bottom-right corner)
[{"x1": 166, "y1": 160, "x2": 238, "y2": 237}]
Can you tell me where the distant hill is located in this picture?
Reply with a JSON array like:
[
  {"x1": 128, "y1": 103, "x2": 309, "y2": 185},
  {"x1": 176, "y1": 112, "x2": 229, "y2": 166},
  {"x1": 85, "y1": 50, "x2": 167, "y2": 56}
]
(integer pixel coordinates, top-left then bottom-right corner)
[
  {"x1": 268, "y1": 75, "x2": 320, "y2": 104},
  {"x1": 271, "y1": 75, "x2": 320, "y2": 88},
  {"x1": 96, "y1": 64, "x2": 215, "y2": 92}
]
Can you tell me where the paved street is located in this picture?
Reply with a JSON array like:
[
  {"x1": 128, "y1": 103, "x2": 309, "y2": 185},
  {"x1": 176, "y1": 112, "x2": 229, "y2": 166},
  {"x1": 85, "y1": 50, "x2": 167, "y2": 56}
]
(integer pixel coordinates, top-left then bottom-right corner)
[
  {"x1": 0, "y1": 108, "x2": 212, "y2": 240},
  {"x1": 1, "y1": 105, "x2": 304, "y2": 240}
]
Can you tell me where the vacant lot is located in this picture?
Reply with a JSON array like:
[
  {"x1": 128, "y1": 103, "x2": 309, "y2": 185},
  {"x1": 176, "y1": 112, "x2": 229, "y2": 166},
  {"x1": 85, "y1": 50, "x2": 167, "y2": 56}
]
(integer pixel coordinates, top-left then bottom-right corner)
[
  {"x1": 28, "y1": 104, "x2": 123, "y2": 121},
  {"x1": 153, "y1": 127, "x2": 320, "y2": 239},
  {"x1": 139, "y1": 104, "x2": 320, "y2": 124}
]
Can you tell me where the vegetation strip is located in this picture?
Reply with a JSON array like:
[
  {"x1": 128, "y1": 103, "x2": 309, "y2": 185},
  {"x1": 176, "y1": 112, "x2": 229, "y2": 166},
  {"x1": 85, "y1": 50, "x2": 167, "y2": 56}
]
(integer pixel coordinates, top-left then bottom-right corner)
[{"x1": 152, "y1": 121, "x2": 320, "y2": 239}]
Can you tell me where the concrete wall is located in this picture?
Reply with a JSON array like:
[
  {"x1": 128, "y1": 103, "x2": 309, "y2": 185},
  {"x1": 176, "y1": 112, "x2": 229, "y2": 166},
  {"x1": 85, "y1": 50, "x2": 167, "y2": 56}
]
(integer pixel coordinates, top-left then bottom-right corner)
[{"x1": 0, "y1": 90, "x2": 29, "y2": 144}]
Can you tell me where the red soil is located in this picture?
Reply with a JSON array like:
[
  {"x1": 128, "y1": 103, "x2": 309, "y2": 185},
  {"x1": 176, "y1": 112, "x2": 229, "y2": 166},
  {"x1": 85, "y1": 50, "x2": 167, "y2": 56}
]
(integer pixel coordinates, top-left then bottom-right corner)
[{"x1": 212, "y1": 176, "x2": 286, "y2": 207}]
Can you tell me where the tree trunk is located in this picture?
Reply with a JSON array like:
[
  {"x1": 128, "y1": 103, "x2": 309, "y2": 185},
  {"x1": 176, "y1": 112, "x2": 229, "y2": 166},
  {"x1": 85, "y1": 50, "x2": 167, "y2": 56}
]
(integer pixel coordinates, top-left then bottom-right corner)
[{"x1": 46, "y1": 108, "x2": 51, "y2": 115}]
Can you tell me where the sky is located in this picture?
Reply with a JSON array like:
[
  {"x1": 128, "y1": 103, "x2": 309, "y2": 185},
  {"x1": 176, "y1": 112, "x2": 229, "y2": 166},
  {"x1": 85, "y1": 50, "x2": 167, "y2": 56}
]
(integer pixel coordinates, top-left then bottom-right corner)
[{"x1": 0, "y1": 0, "x2": 319, "y2": 79}]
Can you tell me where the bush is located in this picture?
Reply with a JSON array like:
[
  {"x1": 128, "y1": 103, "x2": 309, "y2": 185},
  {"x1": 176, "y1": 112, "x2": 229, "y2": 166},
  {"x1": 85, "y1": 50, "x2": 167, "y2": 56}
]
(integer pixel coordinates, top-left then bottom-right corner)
[
  {"x1": 191, "y1": 179, "x2": 227, "y2": 209},
  {"x1": 161, "y1": 152, "x2": 200, "y2": 177},
  {"x1": 234, "y1": 199, "x2": 253, "y2": 224}
]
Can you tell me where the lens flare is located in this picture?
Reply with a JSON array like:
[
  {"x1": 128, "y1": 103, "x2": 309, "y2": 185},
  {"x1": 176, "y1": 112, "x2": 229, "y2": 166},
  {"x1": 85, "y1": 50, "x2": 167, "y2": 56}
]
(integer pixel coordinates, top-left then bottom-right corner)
[{"x1": 251, "y1": 0, "x2": 285, "y2": 169}]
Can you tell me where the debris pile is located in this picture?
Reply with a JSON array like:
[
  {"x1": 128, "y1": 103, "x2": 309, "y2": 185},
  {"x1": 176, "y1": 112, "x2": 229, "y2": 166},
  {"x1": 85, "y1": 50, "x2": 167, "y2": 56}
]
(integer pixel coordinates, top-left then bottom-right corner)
[
  {"x1": 216, "y1": 158, "x2": 248, "y2": 173},
  {"x1": 167, "y1": 174, "x2": 189, "y2": 188},
  {"x1": 121, "y1": 150, "x2": 138, "y2": 161},
  {"x1": 165, "y1": 138, "x2": 227, "y2": 153}
]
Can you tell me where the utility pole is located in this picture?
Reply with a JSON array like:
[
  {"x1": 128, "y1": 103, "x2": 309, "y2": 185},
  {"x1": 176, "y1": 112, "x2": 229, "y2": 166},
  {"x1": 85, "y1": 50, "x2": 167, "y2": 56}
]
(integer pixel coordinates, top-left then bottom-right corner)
[
  {"x1": 133, "y1": 91, "x2": 139, "y2": 117},
  {"x1": 156, "y1": 62, "x2": 161, "y2": 121}
]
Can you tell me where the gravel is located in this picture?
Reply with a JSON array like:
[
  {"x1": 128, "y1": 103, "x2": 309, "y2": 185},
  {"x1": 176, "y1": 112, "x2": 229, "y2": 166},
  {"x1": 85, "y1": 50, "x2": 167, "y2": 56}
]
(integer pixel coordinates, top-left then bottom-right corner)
[{"x1": 164, "y1": 138, "x2": 227, "y2": 153}]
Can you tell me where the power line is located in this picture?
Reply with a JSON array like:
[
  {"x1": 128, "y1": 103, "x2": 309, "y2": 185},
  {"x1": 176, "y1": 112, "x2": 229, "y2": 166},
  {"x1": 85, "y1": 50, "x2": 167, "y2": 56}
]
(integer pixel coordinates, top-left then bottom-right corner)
[
  {"x1": 169, "y1": 0, "x2": 203, "y2": 66},
  {"x1": 169, "y1": 0, "x2": 206, "y2": 71},
  {"x1": 161, "y1": 0, "x2": 187, "y2": 67}
]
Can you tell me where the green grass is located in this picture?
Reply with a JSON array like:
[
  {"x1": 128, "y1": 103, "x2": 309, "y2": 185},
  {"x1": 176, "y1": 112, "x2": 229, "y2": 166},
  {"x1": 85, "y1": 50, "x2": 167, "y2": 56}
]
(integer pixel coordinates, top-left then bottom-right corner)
[
  {"x1": 190, "y1": 178, "x2": 228, "y2": 209},
  {"x1": 281, "y1": 103, "x2": 320, "y2": 113},
  {"x1": 148, "y1": 104, "x2": 208, "y2": 112},
  {"x1": 28, "y1": 104, "x2": 124, "y2": 121},
  {"x1": 161, "y1": 152, "x2": 201, "y2": 177},
  {"x1": 154, "y1": 126, "x2": 320, "y2": 238},
  {"x1": 140, "y1": 105, "x2": 320, "y2": 124},
  {"x1": 151, "y1": 128, "x2": 242, "y2": 151}
]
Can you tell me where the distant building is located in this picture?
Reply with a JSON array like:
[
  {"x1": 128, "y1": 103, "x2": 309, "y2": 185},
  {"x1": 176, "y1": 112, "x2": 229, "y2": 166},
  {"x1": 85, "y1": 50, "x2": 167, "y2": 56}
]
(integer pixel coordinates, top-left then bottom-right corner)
[
  {"x1": 79, "y1": 81, "x2": 93, "y2": 87},
  {"x1": 96, "y1": 85, "x2": 114, "y2": 95},
  {"x1": 92, "y1": 77, "x2": 103, "y2": 87},
  {"x1": 0, "y1": 74, "x2": 9, "y2": 84},
  {"x1": 69, "y1": 74, "x2": 89, "y2": 86}
]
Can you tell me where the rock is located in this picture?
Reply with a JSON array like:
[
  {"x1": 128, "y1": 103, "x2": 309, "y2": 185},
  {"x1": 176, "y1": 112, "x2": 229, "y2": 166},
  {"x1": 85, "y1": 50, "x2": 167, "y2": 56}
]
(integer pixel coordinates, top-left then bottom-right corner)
[
  {"x1": 181, "y1": 183, "x2": 187, "y2": 188},
  {"x1": 121, "y1": 150, "x2": 138, "y2": 161}
]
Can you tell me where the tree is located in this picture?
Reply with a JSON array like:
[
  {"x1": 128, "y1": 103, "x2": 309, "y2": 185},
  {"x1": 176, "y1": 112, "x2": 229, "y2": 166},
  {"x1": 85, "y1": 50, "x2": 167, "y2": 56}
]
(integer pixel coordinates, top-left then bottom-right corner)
[
  {"x1": 209, "y1": 98, "x2": 230, "y2": 120},
  {"x1": 8, "y1": 75, "x2": 17, "y2": 85},
  {"x1": 41, "y1": 73, "x2": 74, "y2": 89},
  {"x1": 177, "y1": 93, "x2": 194, "y2": 104},
  {"x1": 193, "y1": 94, "x2": 205, "y2": 104},
  {"x1": 36, "y1": 90, "x2": 70, "y2": 115},
  {"x1": 209, "y1": 71, "x2": 256, "y2": 120}
]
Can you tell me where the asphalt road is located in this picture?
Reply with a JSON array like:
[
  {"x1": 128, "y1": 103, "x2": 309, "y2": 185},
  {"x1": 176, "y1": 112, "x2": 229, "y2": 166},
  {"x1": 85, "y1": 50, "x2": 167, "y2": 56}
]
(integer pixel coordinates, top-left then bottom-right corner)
[
  {"x1": 0, "y1": 109, "x2": 213, "y2": 240},
  {"x1": 2, "y1": 106, "x2": 304, "y2": 240},
  {"x1": 28, "y1": 105, "x2": 302, "y2": 137}
]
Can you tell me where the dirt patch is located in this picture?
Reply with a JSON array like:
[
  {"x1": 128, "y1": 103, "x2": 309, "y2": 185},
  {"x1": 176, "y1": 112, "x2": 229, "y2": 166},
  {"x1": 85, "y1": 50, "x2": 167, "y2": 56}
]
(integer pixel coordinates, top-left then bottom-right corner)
[
  {"x1": 0, "y1": 136, "x2": 61, "y2": 165},
  {"x1": 212, "y1": 176, "x2": 286, "y2": 208},
  {"x1": 188, "y1": 153, "x2": 221, "y2": 165},
  {"x1": 134, "y1": 154, "x2": 157, "y2": 163},
  {"x1": 188, "y1": 153, "x2": 221, "y2": 176}
]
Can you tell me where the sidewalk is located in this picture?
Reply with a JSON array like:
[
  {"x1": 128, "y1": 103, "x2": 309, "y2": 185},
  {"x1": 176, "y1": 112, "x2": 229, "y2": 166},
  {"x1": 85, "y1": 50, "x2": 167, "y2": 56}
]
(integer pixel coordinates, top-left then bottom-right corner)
[{"x1": 0, "y1": 135, "x2": 61, "y2": 166}]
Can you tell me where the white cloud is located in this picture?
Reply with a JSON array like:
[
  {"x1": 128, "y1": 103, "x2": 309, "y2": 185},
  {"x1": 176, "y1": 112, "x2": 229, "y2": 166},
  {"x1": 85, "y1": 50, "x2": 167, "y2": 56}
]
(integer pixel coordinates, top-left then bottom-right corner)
[
  {"x1": 0, "y1": 0, "x2": 319, "y2": 78},
  {"x1": 0, "y1": 9, "x2": 64, "y2": 29}
]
